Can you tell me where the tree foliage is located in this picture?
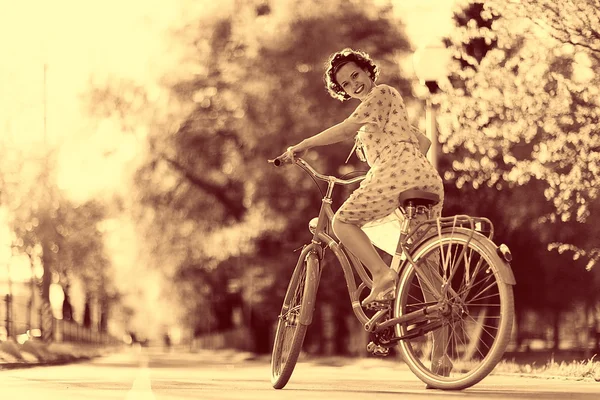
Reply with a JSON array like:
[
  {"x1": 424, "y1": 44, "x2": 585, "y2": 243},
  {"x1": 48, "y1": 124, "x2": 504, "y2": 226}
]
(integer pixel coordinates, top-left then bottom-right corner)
[
  {"x1": 0, "y1": 140, "x2": 115, "y2": 328},
  {"x1": 434, "y1": 1, "x2": 600, "y2": 348},
  {"x1": 437, "y1": 0, "x2": 600, "y2": 272},
  {"x1": 85, "y1": 0, "x2": 414, "y2": 349}
]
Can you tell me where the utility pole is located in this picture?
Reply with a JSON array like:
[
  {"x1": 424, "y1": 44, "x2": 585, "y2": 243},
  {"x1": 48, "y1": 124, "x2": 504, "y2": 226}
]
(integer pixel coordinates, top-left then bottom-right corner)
[
  {"x1": 44, "y1": 63, "x2": 47, "y2": 144},
  {"x1": 41, "y1": 62, "x2": 51, "y2": 304},
  {"x1": 412, "y1": 40, "x2": 452, "y2": 172},
  {"x1": 39, "y1": 63, "x2": 54, "y2": 342}
]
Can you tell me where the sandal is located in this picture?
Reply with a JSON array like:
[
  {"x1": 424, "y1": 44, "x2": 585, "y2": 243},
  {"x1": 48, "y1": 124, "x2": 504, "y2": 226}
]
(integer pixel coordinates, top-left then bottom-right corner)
[{"x1": 361, "y1": 270, "x2": 398, "y2": 307}]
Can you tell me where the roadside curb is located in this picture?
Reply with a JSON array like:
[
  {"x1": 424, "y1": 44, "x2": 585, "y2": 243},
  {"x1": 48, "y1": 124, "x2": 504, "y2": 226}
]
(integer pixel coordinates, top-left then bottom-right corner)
[
  {"x1": 0, "y1": 356, "x2": 93, "y2": 371},
  {"x1": 0, "y1": 340, "x2": 122, "y2": 371},
  {"x1": 492, "y1": 371, "x2": 600, "y2": 383},
  {"x1": 211, "y1": 350, "x2": 600, "y2": 383}
]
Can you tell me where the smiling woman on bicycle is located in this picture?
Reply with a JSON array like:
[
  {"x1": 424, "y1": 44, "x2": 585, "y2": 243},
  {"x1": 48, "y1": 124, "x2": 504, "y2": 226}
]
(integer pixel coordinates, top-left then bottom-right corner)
[{"x1": 280, "y1": 48, "x2": 444, "y2": 307}]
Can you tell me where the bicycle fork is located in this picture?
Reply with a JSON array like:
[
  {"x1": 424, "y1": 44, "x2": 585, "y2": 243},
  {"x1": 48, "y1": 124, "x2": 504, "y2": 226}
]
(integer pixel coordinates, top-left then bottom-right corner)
[{"x1": 291, "y1": 245, "x2": 323, "y2": 326}]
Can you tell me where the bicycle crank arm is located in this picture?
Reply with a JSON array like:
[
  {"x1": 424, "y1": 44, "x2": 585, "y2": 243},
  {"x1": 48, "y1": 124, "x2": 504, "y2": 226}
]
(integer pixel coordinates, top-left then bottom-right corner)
[
  {"x1": 370, "y1": 320, "x2": 444, "y2": 348},
  {"x1": 374, "y1": 303, "x2": 444, "y2": 331},
  {"x1": 376, "y1": 336, "x2": 402, "y2": 348},
  {"x1": 364, "y1": 309, "x2": 390, "y2": 332}
]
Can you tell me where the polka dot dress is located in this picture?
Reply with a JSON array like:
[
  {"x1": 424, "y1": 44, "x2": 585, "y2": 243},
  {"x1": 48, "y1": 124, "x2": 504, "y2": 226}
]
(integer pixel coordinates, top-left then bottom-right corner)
[{"x1": 335, "y1": 84, "x2": 444, "y2": 227}]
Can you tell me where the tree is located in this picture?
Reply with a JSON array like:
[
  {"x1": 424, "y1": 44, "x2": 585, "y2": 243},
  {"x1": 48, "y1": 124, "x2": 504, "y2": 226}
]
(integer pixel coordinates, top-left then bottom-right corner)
[
  {"x1": 437, "y1": 0, "x2": 600, "y2": 347},
  {"x1": 85, "y1": 0, "x2": 414, "y2": 353},
  {"x1": 0, "y1": 146, "x2": 117, "y2": 333},
  {"x1": 439, "y1": 0, "x2": 600, "y2": 257},
  {"x1": 169, "y1": 0, "x2": 414, "y2": 353}
]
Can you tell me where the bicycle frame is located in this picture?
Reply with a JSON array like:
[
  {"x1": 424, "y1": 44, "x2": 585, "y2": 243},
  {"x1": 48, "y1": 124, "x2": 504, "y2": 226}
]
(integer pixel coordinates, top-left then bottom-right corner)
[
  {"x1": 284, "y1": 157, "x2": 515, "y2": 335},
  {"x1": 291, "y1": 158, "x2": 445, "y2": 333},
  {"x1": 271, "y1": 156, "x2": 516, "y2": 390}
]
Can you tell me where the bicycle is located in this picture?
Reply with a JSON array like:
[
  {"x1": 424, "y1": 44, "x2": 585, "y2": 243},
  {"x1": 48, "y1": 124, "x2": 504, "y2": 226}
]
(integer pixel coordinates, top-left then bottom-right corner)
[{"x1": 268, "y1": 156, "x2": 516, "y2": 391}]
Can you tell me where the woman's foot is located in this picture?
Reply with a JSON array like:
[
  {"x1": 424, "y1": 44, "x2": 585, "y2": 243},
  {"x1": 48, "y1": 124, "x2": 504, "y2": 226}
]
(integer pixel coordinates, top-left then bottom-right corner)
[{"x1": 361, "y1": 269, "x2": 398, "y2": 307}]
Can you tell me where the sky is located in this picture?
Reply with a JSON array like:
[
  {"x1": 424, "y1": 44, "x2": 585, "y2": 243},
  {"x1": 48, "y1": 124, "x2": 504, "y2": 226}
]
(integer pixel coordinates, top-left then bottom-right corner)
[
  {"x1": 0, "y1": 0, "x2": 456, "y2": 203},
  {"x1": 0, "y1": 0, "x2": 457, "y2": 333},
  {"x1": 0, "y1": 0, "x2": 185, "y2": 203}
]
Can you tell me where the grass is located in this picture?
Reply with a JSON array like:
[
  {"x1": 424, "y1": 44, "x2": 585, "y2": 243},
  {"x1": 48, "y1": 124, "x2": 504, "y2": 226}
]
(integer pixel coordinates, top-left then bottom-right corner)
[{"x1": 494, "y1": 354, "x2": 600, "y2": 381}]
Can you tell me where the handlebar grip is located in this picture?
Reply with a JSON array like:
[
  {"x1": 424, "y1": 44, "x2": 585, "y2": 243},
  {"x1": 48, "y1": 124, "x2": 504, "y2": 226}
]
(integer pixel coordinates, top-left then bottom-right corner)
[{"x1": 268, "y1": 155, "x2": 288, "y2": 167}]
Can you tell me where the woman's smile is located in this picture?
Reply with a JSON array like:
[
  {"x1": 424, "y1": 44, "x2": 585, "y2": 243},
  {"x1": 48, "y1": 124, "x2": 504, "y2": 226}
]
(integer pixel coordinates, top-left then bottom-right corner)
[{"x1": 335, "y1": 62, "x2": 374, "y2": 100}]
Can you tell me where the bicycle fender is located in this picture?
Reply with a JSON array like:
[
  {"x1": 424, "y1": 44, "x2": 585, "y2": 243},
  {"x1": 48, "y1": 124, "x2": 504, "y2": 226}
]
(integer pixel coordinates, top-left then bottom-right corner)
[
  {"x1": 471, "y1": 231, "x2": 517, "y2": 286},
  {"x1": 300, "y1": 251, "x2": 320, "y2": 326},
  {"x1": 495, "y1": 254, "x2": 516, "y2": 285}
]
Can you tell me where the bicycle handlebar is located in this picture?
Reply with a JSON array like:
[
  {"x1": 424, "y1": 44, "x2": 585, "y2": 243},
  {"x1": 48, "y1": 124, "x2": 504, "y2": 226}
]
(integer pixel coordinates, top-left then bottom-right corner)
[
  {"x1": 270, "y1": 155, "x2": 287, "y2": 167},
  {"x1": 268, "y1": 156, "x2": 365, "y2": 186}
]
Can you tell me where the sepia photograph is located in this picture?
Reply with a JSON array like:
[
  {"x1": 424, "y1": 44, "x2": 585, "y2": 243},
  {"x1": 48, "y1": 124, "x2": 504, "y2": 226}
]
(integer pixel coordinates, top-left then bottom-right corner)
[{"x1": 1, "y1": 0, "x2": 599, "y2": 398}]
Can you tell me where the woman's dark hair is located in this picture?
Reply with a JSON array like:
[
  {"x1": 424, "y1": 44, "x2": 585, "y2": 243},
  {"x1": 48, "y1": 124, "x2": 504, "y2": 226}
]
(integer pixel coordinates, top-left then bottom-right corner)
[{"x1": 324, "y1": 48, "x2": 379, "y2": 101}]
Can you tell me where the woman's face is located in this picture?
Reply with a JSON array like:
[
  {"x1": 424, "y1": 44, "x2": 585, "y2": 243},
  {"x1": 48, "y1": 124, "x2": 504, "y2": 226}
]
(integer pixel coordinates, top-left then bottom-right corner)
[{"x1": 334, "y1": 61, "x2": 375, "y2": 101}]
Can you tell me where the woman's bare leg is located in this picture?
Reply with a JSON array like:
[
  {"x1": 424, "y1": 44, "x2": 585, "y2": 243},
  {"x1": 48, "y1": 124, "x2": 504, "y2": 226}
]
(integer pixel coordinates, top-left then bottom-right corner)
[{"x1": 332, "y1": 217, "x2": 397, "y2": 302}]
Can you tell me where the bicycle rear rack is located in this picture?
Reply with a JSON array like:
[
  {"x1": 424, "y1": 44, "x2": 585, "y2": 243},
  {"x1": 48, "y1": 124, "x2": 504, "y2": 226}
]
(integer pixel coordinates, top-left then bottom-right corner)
[{"x1": 406, "y1": 214, "x2": 494, "y2": 249}]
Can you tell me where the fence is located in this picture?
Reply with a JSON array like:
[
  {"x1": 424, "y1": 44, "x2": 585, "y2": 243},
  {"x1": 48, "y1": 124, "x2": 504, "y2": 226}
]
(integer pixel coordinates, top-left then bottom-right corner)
[
  {"x1": 191, "y1": 327, "x2": 254, "y2": 352},
  {"x1": 1, "y1": 294, "x2": 122, "y2": 346},
  {"x1": 1, "y1": 294, "x2": 35, "y2": 342},
  {"x1": 54, "y1": 318, "x2": 122, "y2": 346}
]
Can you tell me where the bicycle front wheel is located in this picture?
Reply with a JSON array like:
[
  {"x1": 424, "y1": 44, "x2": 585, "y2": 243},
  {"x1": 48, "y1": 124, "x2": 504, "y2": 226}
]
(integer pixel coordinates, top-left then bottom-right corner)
[
  {"x1": 394, "y1": 231, "x2": 514, "y2": 390},
  {"x1": 271, "y1": 250, "x2": 319, "y2": 389}
]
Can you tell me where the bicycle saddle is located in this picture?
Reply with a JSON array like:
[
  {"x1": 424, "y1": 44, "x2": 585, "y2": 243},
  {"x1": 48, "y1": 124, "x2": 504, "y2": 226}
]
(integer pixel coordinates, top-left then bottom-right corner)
[{"x1": 398, "y1": 189, "x2": 440, "y2": 208}]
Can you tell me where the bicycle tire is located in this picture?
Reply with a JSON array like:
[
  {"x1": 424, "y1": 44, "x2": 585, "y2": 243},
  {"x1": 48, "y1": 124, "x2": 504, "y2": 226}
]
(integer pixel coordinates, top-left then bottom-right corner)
[
  {"x1": 270, "y1": 251, "x2": 319, "y2": 389},
  {"x1": 394, "y1": 231, "x2": 514, "y2": 390}
]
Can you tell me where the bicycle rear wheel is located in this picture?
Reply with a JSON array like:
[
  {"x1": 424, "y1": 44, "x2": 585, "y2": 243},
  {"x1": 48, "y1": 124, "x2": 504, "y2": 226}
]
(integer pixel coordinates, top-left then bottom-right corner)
[
  {"x1": 394, "y1": 231, "x2": 514, "y2": 390},
  {"x1": 271, "y1": 250, "x2": 319, "y2": 389}
]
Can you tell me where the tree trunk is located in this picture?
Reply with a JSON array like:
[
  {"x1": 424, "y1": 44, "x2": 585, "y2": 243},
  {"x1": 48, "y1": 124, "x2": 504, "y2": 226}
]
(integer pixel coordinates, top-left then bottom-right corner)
[
  {"x1": 322, "y1": 303, "x2": 334, "y2": 355},
  {"x1": 83, "y1": 301, "x2": 92, "y2": 328},
  {"x1": 593, "y1": 304, "x2": 600, "y2": 354},
  {"x1": 41, "y1": 250, "x2": 52, "y2": 303},
  {"x1": 62, "y1": 292, "x2": 73, "y2": 321},
  {"x1": 39, "y1": 212, "x2": 54, "y2": 304},
  {"x1": 99, "y1": 300, "x2": 108, "y2": 333},
  {"x1": 552, "y1": 309, "x2": 561, "y2": 351},
  {"x1": 583, "y1": 301, "x2": 591, "y2": 359},
  {"x1": 249, "y1": 308, "x2": 270, "y2": 354},
  {"x1": 514, "y1": 307, "x2": 525, "y2": 350},
  {"x1": 334, "y1": 305, "x2": 349, "y2": 355}
]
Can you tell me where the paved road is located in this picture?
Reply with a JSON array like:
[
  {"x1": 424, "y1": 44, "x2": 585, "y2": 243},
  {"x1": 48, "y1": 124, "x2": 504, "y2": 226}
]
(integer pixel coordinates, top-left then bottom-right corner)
[{"x1": 0, "y1": 346, "x2": 598, "y2": 399}]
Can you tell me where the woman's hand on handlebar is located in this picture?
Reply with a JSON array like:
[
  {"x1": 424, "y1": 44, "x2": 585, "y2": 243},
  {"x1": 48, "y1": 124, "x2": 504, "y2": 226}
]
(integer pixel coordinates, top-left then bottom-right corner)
[
  {"x1": 286, "y1": 144, "x2": 308, "y2": 162},
  {"x1": 270, "y1": 144, "x2": 307, "y2": 166}
]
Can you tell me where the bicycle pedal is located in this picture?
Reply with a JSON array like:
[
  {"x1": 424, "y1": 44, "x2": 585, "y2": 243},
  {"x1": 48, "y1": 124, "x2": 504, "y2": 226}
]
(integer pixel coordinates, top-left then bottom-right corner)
[
  {"x1": 366, "y1": 341, "x2": 390, "y2": 357},
  {"x1": 364, "y1": 301, "x2": 391, "y2": 311}
]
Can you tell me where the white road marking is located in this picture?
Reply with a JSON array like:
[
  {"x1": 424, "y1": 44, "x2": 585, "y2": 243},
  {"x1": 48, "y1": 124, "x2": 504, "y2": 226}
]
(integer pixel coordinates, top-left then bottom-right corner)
[{"x1": 125, "y1": 352, "x2": 156, "y2": 400}]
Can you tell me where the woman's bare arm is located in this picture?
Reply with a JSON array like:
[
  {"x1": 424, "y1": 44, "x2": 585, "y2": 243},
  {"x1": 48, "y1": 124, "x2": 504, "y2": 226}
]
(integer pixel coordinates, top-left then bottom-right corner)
[{"x1": 293, "y1": 120, "x2": 362, "y2": 152}]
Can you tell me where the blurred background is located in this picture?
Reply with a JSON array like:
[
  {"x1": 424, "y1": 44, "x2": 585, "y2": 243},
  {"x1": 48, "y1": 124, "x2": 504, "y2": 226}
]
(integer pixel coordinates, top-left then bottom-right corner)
[{"x1": 1, "y1": 0, "x2": 599, "y2": 362}]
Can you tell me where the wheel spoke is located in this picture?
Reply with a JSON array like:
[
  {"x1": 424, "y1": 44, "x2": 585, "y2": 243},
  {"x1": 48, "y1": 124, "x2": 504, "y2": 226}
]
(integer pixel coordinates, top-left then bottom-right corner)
[
  {"x1": 467, "y1": 280, "x2": 499, "y2": 304},
  {"x1": 456, "y1": 273, "x2": 494, "y2": 301},
  {"x1": 461, "y1": 257, "x2": 485, "y2": 300},
  {"x1": 464, "y1": 292, "x2": 500, "y2": 304},
  {"x1": 462, "y1": 311, "x2": 498, "y2": 348},
  {"x1": 461, "y1": 318, "x2": 488, "y2": 359}
]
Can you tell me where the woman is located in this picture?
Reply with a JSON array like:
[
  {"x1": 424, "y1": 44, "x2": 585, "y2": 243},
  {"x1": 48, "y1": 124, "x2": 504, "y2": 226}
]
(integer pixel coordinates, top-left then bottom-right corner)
[{"x1": 280, "y1": 48, "x2": 444, "y2": 307}]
